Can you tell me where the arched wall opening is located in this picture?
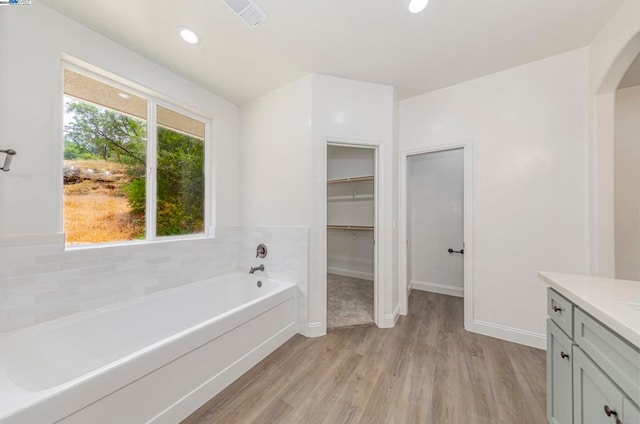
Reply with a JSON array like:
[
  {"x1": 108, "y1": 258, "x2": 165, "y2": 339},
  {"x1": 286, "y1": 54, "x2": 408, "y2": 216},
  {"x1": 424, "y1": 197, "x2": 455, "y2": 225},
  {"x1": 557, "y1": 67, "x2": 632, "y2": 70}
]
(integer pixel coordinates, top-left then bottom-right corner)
[{"x1": 589, "y1": 6, "x2": 640, "y2": 277}]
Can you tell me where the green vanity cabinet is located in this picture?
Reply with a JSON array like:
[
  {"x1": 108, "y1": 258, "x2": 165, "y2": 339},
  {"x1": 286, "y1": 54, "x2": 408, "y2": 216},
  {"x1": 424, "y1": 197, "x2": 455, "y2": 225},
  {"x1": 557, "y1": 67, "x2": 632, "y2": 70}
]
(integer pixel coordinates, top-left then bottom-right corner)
[
  {"x1": 573, "y1": 347, "x2": 639, "y2": 424},
  {"x1": 548, "y1": 319, "x2": 574, "y2": 424},
  {"x1": 547, "y1": 288, "x2": 640, "y2": 424}
]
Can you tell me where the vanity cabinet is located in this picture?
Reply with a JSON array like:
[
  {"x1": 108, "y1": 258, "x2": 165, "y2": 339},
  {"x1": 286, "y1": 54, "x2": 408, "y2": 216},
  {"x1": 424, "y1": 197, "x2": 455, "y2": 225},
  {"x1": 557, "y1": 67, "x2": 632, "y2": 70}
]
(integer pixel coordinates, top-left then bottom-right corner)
[
  {"x1": 547, "y1": 288, "x2": 640, "y2": 424},
  {"x1": 573, "y1": 347, "x2": 640, "y2": 424},
  {"x1": 547, "y1": 319, "x2": 574, "y2": 424}
]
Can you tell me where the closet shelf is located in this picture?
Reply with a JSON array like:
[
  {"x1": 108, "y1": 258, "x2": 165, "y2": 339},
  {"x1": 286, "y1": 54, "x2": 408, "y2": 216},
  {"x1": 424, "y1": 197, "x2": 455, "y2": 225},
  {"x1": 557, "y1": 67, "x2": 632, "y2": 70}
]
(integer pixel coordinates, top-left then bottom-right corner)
[
  {"x1": 327, "y1": 175, "x2": 374, "y2": 200},
  {"x1": 327, "y1": 175, "x2": 374, "y2": 185},
  {"x1": 327, "y1": 194, "x2": 374, "y2": 202},
  {"x1": 327, "y1": 225, "x2": 374, "y2": 231}
]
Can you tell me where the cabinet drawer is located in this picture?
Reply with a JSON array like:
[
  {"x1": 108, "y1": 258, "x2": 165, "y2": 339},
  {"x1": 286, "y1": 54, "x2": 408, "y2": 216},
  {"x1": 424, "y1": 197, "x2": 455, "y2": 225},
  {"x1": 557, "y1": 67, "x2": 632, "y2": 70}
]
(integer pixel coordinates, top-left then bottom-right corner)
[
  {"x1": 574, "y1": 307, "x2": 640, "y2": 406},
  {"x1": 548, "y1": 289, "x2": 573, "y2": 337}
]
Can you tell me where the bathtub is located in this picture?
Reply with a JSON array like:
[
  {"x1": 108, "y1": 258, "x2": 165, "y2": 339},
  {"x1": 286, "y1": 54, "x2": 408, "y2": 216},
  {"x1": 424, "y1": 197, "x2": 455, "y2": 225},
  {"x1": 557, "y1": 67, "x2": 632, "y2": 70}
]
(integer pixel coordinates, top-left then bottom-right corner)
[{"x1": 0, "y1": 272, "x2": 297, "y2": 424}]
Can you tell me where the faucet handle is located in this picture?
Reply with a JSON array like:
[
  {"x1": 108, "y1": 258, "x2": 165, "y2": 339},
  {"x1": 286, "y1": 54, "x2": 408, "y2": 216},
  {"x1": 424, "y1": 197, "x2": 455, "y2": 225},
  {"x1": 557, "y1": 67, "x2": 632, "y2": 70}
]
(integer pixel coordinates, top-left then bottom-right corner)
[{"x1": 256, "y1": 244, "x2": 267, "y2": 258}]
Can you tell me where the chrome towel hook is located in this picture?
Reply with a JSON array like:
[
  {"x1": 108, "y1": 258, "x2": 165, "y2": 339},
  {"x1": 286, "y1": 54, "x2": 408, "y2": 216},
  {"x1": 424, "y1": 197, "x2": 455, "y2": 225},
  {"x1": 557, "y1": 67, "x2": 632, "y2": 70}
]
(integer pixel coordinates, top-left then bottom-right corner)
[{"x1": 0, "y1": 149, "x2": 16, "y2": 172}]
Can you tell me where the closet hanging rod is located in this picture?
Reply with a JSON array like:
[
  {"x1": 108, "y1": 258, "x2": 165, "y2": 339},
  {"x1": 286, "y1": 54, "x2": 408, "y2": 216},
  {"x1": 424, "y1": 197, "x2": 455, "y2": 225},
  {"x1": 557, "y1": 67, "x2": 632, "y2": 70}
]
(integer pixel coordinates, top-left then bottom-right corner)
[
  {"x1": 327, "y1": 175, "x2": 374, "y2": 185},
  {"x1": 327, "y1": 225, "x2": 374, "y2": 231}
]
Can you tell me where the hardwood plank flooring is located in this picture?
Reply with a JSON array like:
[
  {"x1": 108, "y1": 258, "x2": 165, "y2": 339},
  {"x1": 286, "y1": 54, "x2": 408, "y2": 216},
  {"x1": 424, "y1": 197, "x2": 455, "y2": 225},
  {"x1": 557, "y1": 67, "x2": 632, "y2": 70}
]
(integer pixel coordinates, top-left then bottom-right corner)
[{"x1": 183, "y1": 291, "x2": 546, "y2": 424}]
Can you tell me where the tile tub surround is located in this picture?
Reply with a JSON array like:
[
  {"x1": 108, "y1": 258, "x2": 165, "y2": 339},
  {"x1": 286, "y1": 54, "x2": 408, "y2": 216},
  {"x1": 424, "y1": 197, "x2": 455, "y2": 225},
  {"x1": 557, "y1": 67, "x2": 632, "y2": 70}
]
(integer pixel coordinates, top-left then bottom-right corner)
[
  {"x1": 237, "y1": 227, "x2": 309, "y2": 332},
  {"x1": 538, "y1": 271, "x2": 640, "y2": 348},
  {"x1": 0, "y1": 229, "x2": 240, "y2": 333}
]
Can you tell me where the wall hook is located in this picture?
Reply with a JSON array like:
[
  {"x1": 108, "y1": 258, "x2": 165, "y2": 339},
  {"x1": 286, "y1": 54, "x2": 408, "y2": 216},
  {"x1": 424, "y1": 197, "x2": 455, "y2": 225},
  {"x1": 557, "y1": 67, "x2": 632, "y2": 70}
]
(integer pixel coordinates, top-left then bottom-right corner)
[{"x1": 0, "y1": 149, "x2": 16, "y2": 172}]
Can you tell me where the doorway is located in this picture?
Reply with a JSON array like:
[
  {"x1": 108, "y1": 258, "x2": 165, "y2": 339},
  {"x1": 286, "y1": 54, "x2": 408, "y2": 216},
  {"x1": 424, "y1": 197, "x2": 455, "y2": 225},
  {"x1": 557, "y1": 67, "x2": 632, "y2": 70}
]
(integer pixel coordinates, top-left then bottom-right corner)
[
  {"x1": 614, "y1": 52, "x2": 640, "y2": 280},
  {"x1": 399, "y1": 141, "x2": 473, "y2": 329},
  {"x1": 326, "y1": 144, "x2": 377, "y2": 329},
  {"x1": 407, "y1": 148, "x2": 464, "y2": 297}
]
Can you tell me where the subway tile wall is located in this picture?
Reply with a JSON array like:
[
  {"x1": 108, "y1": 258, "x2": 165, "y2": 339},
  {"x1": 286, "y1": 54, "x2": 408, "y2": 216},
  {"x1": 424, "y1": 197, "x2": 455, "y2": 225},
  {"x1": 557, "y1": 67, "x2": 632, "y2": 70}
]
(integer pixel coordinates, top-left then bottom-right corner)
[
  {"x1": 0, "y1": 227, "x2": 309, "y2": 334},
  {"x1": 237, "y1": 227, "x2": 309, "y2": 330},
  {"x1": 0, "y1": 229, "x2": 240, "y2": 333}
]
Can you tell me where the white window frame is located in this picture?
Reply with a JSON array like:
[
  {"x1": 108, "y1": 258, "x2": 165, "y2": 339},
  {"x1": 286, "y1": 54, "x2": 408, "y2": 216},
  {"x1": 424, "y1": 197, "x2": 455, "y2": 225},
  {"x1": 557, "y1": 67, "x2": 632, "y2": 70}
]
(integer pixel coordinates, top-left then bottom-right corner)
[{"x1": 61, "y1": 60, "x2": 212, "y2": 248}]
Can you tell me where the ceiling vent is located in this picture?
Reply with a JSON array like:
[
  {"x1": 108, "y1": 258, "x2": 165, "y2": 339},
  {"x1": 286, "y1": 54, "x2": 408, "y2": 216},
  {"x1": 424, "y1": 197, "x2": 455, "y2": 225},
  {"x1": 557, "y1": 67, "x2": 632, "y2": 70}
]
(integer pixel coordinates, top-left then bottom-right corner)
[{"x1": 222, "y1": 0, "x2": 269, "y2": 29}]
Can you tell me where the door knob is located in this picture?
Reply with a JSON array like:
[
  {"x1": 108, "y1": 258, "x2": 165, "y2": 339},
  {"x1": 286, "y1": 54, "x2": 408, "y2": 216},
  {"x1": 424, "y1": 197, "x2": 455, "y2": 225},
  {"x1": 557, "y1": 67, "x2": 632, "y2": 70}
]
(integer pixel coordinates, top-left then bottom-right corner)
[{"x1": 448, "y1": 248, "x2": 464, "y2": 254}]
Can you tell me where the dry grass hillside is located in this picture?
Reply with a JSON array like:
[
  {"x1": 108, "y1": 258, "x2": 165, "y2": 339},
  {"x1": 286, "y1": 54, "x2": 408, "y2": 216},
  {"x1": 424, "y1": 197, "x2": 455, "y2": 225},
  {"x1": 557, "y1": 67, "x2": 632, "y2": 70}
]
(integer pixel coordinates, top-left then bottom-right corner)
[{"x1": 63, "y1": 160, "x2": 144, "y2": 243}]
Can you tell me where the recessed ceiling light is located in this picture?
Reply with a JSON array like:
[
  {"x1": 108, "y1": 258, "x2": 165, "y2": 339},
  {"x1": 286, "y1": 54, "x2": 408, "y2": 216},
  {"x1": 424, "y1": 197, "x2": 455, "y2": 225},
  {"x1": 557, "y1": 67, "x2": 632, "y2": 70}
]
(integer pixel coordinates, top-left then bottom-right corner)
[
  {"x1": 118, "y1": 92, "x2": 130, "y2": 99},
  {"x1": 408, "y1": 0, "x2": 429, "y2": 13},
  {"x1": 178, "y1": 27, "x2": 200, "y2": 45}
]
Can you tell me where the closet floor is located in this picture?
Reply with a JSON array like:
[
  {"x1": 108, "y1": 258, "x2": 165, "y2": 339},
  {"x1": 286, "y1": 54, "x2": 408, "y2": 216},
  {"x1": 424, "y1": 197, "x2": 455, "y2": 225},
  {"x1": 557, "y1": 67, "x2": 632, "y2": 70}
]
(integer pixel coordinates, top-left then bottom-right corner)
[{"x1": 327, "y1": 273, "x2": 374, "y2": 329}]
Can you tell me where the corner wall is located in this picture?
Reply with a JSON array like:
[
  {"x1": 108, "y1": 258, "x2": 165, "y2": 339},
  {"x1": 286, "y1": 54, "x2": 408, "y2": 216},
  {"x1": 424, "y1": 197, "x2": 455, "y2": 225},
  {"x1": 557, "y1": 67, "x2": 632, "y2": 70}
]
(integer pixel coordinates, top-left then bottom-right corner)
[
  {"x1": 238, "y1": 76, "x2": 313, "y2": 329},
  {"x1": 310, "y1": 75, "x2": 397, "y2": 333},
  {"x1": 399, "y1": 48, "x2": 590, "y2": 348},
  {"x1": 239, "y1": 74, "x2": 397, "y2": 335}
]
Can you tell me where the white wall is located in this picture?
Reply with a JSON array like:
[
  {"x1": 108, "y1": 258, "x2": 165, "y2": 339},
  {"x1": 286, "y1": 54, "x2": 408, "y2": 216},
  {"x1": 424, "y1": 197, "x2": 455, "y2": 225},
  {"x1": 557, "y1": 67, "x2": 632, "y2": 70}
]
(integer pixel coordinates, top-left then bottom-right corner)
[
  {"x1": 0, "y1": 3, "x2": 240, "y2": 234},
  {"x1": 408, "y1": 149, "x2": 464, "y2": 297},
  {"x1": 614, "y1": 85, "x2": 640, "y2": 281},
  {"x1": 327, "y1": 145, "x2": 375, "y2": 179},
  {"x1": 399, "y1": 48, "x2": 590, "y2": 348},
  {"x1": 327, "y1": 146, "x2": 375, "y2": 280},
  {"x1": 239, "y1": 76, "x2": 313, "y2": 227}
]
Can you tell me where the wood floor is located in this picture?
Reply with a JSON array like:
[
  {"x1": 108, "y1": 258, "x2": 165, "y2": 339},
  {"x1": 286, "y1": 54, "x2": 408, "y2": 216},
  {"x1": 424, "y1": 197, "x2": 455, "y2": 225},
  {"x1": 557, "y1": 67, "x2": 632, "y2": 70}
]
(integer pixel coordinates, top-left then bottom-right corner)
[{"x1": 183, "y1": 291, "x2": 547, "y2": 424}]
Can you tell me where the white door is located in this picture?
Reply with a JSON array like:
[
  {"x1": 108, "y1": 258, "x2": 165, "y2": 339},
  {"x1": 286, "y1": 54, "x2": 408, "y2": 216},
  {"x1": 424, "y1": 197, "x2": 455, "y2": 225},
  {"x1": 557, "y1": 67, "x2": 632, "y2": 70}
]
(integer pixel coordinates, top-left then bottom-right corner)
[{"x1": 407, "y1": 148, "x2": 464, "y2": 297}]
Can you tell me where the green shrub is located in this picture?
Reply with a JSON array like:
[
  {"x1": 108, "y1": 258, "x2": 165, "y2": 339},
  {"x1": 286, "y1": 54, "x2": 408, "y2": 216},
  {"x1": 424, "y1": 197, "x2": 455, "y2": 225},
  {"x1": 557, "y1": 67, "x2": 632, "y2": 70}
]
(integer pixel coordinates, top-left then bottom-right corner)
[{"x1": 124, "y1": 177, "x2": 146, "y2": 216}]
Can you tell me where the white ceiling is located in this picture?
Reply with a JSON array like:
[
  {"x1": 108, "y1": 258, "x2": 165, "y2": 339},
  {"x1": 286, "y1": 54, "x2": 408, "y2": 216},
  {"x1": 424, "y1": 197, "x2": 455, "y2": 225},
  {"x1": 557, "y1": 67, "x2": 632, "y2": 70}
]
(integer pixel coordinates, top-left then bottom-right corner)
[{"x1": 40, "y1": 0, "x2": 624, "y2": 105}]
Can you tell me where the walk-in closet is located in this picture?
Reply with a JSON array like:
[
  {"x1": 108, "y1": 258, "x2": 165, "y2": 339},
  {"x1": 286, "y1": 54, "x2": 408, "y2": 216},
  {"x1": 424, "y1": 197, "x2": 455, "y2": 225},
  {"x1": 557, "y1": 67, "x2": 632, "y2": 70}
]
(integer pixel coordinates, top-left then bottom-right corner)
[{"x1": 326, "y1": 145, "x2": 376, "y2": 329}]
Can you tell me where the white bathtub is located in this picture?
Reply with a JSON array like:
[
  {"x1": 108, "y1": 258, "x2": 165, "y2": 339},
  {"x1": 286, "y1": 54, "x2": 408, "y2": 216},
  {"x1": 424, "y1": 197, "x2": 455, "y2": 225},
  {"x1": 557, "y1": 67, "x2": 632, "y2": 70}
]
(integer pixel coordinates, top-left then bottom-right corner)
[{"x1": 0, "y1": 272, "x2": 297, "y2": 424}]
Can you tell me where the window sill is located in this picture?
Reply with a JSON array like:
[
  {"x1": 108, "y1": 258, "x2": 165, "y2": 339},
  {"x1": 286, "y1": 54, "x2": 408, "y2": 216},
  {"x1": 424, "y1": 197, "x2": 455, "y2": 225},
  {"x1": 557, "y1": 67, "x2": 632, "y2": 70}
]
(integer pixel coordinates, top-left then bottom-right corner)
[{"x1": 64, "y1": 233, "x2": 214, "y2": 251}]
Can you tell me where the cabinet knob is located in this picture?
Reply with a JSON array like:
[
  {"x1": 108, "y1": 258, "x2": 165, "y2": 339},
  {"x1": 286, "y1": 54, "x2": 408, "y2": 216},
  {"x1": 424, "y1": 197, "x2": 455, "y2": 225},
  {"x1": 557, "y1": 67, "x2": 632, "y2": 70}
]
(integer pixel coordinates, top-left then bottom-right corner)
[
  {"x1": 553, "y1": 305, "x2": 562, "y2": 313},
  {"x1": 560, "y1": 351, "x2": 570, "y2": 360},
  {"x1": 604, "y1": 405, "x2": 618, "y2": 417}
]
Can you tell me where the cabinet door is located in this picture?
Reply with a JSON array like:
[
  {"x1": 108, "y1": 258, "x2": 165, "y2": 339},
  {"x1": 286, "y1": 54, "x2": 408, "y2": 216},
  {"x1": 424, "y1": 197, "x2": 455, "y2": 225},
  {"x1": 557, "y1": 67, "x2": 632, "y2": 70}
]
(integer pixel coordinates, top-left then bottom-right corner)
[
  {"x1": 548, "y1": 320, "x2": 574, "y2": 424},
  {"x1": 623, "y1": 398, "x2": 640, "y2": 424},
  {"x1": 573, "y1": 347, "x2": 626, "y2": 424}
]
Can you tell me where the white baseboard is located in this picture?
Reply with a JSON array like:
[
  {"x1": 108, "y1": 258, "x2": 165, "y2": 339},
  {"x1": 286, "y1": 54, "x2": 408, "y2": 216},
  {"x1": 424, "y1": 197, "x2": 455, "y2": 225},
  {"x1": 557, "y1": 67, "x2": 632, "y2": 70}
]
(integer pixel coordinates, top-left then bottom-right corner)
[
  {"x1": 297, "y1": 321, "x2": 325, "y2": 338},
  {"x1": 410, "y1": 280, "x2": 464, "y2": 298},
  {"x1": 152, "y1": 322, "x2": 297, "y2": 424},
  {"x1": 470, "y1": 320, "x2": 546, "y2": 350},
  {"x1": 379, "y1": 303, "x2": 401, "y2": 328},
  {"x1": 327, "y1": 267, "x2": 374, "y2": 281}
]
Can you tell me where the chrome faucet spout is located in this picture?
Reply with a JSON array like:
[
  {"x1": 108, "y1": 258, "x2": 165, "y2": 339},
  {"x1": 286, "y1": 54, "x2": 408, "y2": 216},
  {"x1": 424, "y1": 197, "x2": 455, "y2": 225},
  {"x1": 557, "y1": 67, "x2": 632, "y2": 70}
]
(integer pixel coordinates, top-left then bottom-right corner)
[{"x1": 249, "y1": 264, "x2": 265, "y2": 274}]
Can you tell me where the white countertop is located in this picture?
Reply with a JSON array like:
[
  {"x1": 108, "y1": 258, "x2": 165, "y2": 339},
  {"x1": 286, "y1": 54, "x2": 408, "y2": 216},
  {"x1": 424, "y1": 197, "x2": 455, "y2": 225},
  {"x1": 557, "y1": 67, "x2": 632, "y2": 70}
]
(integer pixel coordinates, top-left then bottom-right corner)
[{"x1": 539, "y1": 272, "x2": 640, "y2": 349}]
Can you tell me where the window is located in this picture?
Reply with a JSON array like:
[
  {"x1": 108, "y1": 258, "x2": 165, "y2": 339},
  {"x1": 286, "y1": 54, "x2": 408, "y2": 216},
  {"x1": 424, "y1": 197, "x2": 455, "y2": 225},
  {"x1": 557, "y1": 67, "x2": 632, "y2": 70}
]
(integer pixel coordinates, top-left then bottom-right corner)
[{"x1": 63, "y1": 66, "x2": 209, "y2": 246}]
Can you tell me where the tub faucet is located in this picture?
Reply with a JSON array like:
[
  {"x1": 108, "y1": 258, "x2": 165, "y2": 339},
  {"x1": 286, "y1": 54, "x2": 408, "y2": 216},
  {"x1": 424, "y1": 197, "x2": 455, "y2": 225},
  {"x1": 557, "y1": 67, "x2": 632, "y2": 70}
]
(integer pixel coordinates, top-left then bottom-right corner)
[{"x1": 249, "y1": 264, "x2": 265, "y2": 274}]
